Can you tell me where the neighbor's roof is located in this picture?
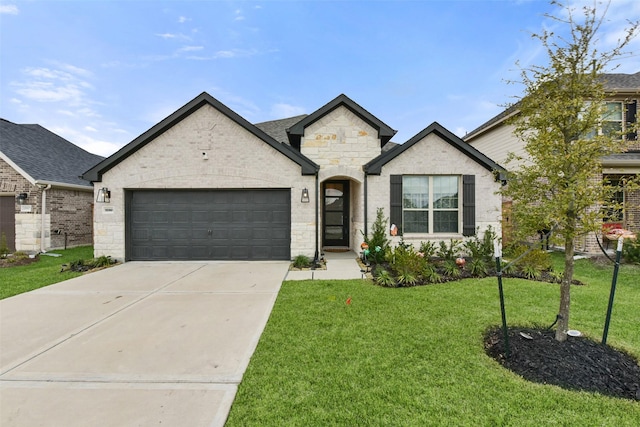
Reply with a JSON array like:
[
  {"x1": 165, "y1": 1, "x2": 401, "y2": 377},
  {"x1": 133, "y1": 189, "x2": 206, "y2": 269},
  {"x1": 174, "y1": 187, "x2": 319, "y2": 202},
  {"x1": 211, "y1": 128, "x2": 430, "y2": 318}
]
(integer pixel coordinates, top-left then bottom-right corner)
[
  {"x1": 0, "y1": 118, "x2": 103, "y2": 188},
  {"x1": 464, "y1": 71, "x2": 640, "y2": 141}
]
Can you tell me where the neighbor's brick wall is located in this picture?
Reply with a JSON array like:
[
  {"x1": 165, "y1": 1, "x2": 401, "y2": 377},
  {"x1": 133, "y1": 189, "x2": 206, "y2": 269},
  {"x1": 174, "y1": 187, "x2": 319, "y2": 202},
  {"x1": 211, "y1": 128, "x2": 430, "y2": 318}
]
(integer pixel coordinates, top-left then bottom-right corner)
[
  {"x1": 367, "y1": 132, "x2": 503, "y2": 249},
  {"x1": 47, "y1": 188, "x2": 94, "y2": 249},
  {"x1": 1, "y1": 158, "x2": 46, "y2": 251},
  {"x1": 95, "y1": 103, "x2": 316, "y2": 261}
]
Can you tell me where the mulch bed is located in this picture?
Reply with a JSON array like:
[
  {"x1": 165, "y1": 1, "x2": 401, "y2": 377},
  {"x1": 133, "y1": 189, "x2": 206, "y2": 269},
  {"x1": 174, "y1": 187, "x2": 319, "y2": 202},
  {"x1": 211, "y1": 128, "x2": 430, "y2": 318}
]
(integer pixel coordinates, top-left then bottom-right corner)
[
  {"x1": 485, "y1": 326, "x2": 640, "y2": 401},
  {"x1": 0, "y1": 255, "x2": 39, "y2": 268}
]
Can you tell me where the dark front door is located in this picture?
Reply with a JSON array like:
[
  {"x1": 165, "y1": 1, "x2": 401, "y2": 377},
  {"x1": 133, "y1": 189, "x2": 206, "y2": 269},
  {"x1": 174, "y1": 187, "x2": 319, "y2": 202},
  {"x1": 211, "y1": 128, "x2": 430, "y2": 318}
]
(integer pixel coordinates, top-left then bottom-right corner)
[
  {"x1": 0, "y1": 196, "x2": 16, "y2": 252},
  {"x1": 323, "y1": 181, "x2": 349, "y2": 247}
]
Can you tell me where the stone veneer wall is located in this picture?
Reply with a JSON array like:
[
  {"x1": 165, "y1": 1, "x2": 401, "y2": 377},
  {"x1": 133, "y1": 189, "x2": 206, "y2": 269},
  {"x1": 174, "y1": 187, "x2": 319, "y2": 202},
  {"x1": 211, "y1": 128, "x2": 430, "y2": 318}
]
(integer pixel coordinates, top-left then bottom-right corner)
[{"x1": 301, "y1": 106, "x2": 382, "y2": 252}]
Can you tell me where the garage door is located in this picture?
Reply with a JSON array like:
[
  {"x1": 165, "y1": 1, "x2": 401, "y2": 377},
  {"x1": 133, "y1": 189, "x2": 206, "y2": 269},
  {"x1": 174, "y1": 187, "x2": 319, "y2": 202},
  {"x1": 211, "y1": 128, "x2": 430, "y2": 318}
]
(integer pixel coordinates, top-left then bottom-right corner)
[{"x1": 127, "y1": 189, "x2": 291, "y2": 261}]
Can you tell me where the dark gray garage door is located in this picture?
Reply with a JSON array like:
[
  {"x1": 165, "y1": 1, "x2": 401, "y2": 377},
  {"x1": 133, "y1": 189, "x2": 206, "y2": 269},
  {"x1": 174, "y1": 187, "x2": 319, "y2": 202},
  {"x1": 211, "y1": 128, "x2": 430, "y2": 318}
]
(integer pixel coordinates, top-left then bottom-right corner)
[{"x1": 127, "y1": 189, "x2": 291, "y2": 261}]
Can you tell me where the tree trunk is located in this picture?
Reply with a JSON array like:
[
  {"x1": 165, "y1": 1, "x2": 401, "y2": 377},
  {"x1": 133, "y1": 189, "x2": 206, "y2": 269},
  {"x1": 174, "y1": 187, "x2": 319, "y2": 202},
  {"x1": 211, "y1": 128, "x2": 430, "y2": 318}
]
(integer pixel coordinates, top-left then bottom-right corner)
[{"x1": 556, "y1": 236, "x2": 575, "y2": 342}]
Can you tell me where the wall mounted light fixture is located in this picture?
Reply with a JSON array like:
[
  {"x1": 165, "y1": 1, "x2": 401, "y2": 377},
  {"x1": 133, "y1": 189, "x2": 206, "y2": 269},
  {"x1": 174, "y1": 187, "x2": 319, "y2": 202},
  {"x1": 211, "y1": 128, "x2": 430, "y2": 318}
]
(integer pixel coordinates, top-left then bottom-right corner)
[
  {"x1": 301, "y1": 188, "x2": 310, "y2": 203},
  {"x1": 16, "y1": 193, "x2": 28, "y2": 205},
  {"x1": 96, "y1": 187, "x2": 111, "y2": 203}
]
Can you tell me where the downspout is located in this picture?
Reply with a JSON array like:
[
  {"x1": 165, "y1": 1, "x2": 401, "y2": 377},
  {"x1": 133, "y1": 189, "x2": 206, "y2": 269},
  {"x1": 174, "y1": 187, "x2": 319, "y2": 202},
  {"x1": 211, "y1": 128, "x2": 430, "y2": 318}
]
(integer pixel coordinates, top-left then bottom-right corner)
[
  {"x1": 38, "y1": 184, "x2": 51, "y2": 253},
  {"x1": 364, "y1": 173, "x2": 368, "y2": 238},
  {"x1": 314, "y1": 173, "x2": 320, "y2": 263}
]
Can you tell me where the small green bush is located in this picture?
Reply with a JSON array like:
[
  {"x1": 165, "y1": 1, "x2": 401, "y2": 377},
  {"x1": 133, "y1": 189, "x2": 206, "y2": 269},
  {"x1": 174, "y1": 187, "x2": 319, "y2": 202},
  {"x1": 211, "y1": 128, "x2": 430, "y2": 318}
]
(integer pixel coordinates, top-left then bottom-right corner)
[
  {"x1": 363, "y1": 208, "x2": 391, "y2": 264},
  {"x1": 436, "y1": 239, "x2": 462, "y2": 261},
  {"x1": 292, "y1": 254, "x2": 311, "y2": 269},
  {"x1": 373, "y1": 268, "x2": 396, "y2": 287},
  {"x1": 468, "y1": 258, "x2": 489, "y2": 277},
  {"x1": 418, "y1": 241, "x2": 437, "y2": 258},
  {"x1": 622, "y1": 238, "x2": 640, "y2": 264}
]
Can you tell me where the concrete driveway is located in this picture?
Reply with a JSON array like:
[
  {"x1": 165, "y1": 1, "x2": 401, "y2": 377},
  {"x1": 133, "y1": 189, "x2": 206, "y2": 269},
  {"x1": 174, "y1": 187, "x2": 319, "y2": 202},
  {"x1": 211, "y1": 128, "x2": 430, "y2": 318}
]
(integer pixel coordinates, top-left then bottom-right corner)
[{"x1": 0, "y1": 261, "x2": 290, "y2": 426}]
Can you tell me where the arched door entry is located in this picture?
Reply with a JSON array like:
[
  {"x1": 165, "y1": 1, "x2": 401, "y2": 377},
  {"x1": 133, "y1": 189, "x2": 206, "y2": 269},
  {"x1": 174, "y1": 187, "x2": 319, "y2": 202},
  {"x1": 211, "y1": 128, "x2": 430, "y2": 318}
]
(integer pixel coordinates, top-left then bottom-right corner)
[{"x1": 322, "y1": 180, "x2": 350, "y2": 247}]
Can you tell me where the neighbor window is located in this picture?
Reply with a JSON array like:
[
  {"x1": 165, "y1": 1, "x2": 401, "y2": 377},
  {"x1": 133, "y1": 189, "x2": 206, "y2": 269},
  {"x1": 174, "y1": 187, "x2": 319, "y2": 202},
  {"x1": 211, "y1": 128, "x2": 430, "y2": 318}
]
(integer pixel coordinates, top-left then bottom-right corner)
[
  {"x1": 402, "y1": 176, "x2": 459, "y2": 233},
  {"x1": 604, "y1": 176, "x2": 625, "y2": 223},
  {"x1": 602, "y1": 102, "x2": 623, "y2": 139}
]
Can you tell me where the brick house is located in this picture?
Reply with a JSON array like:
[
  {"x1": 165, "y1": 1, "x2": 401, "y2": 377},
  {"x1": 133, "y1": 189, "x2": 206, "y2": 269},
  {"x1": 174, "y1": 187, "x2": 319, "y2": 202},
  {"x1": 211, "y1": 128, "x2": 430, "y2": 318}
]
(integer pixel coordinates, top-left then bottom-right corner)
[
  {"x1": 83, "y1": 93, "x2": 504, "y2": 262},
  {"x1": 463, "y1": 71, "x2": 640, "y2": 252},
  {"x1": 0, "y1": 119, "x2": 103, "y2": 252}
]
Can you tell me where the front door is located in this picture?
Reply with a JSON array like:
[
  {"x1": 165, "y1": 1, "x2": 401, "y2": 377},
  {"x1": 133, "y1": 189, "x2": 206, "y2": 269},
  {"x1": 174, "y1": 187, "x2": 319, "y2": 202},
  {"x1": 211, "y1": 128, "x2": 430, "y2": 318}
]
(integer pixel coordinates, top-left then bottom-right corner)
[{"x1": 323, "y1": 181, "x2": 349, "y2": 247}]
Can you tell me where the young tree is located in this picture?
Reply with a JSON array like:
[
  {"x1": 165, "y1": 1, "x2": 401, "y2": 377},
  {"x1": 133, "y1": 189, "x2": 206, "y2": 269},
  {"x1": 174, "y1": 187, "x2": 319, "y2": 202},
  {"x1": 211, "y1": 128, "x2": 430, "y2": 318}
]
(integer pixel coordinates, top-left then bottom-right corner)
[{"x1": 503, "y1": 0, "x2": 639, "y2": 342}]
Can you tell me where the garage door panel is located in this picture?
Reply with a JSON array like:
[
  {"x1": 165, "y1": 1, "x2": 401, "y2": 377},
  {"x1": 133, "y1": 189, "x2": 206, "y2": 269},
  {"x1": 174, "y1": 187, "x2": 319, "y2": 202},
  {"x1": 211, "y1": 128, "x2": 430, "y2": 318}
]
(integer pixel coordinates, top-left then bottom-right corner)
[{"x1": 128, "y1": 190, "x2": 290, "y2": 260}]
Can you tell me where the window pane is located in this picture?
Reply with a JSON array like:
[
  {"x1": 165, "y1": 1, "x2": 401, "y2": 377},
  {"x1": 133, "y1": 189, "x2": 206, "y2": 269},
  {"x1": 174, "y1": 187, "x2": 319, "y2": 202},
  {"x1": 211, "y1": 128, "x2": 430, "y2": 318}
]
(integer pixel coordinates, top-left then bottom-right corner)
[
  {"x1": 404, "y1": 211, "x2": 428, "y2": 233},
  {"x1": 604, "y1": 102, "x2": 622, "y2": 121},
  {"x1": 434, "y1": 211, "x2": 458, "y2": 233},
  {"x1": 602, "y1": 121, "x2": 622, "y2": 138},
  {"x1": 602, "y1": 102, "x2": 623, "y2": 139},
  {"x1": 403, "y1": 176, "x2": 428, "y2": 208},
  {"x1": 433, "y1": 176, "x2": 459, "y2": 209}
]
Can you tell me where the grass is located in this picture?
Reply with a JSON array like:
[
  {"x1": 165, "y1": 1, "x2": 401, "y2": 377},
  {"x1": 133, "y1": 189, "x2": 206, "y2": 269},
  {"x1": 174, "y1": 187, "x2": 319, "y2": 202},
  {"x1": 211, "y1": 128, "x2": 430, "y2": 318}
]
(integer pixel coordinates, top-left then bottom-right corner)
[
  {"x1": 227, "y1": 252, "x2": 640, "y2": 426},
  {"x1": 0, "y1": 246, "x2": 94, "y2": 300}
]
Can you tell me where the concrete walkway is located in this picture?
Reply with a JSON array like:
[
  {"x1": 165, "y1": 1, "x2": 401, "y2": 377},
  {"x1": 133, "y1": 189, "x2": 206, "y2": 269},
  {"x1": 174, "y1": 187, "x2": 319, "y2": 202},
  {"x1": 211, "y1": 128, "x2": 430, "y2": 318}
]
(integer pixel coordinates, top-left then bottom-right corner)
[
  {"x1": 285, "y1": 250, "x2": 366, "y2": 280},
  {"x1": 0, "y1": 261, "x2": 290, "y2": 427}
]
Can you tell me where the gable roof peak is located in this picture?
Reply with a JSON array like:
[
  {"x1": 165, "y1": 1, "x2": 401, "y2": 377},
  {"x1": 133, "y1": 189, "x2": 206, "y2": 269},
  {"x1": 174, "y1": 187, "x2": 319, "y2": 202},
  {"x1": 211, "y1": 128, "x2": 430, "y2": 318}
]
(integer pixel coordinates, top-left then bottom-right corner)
[
  {"x1": 364, "y1": 121, "x2": 503, "y2": 179},
  {"x1": 82, "y1": 91, "x2": 318, "y2": 182},
  {"x1": 286, "y1": 94, "x2": 396, "y2": 150}
]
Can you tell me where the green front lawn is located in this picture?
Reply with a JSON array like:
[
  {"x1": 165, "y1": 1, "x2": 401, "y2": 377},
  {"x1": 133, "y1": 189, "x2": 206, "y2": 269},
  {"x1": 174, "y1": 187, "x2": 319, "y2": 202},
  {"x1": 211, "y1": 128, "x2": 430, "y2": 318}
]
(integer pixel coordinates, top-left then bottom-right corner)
[
  {"x1": 227, "y1": 254, "x2": 640, "y2": 426},
  {"x1": 0, "y1": 246, "x2": 94, "y2": 299}
]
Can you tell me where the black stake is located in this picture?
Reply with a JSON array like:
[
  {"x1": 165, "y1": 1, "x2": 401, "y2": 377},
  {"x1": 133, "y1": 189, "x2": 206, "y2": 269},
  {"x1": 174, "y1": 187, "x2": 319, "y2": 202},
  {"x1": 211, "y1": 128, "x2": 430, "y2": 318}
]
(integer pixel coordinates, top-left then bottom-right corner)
[
  {"x1": 495, "y1": 242, "x2": 510, "y2": 359},
  {"x1": 603, "y1": 237, "x2": 624, "y2": 346}
]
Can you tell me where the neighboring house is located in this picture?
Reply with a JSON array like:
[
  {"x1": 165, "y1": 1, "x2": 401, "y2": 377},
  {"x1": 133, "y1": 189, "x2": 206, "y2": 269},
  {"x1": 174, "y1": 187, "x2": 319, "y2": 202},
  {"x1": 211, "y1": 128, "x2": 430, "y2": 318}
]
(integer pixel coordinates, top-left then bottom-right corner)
[
  {"x1": 82, "y1": 92, "x2": 503, "y2": 262},
  {"x1": 464, "y1": 71, "x2": 640, "y2": 252},
  {"x1": 0, "y1": 119, "x2": 103, "y2": 252}
]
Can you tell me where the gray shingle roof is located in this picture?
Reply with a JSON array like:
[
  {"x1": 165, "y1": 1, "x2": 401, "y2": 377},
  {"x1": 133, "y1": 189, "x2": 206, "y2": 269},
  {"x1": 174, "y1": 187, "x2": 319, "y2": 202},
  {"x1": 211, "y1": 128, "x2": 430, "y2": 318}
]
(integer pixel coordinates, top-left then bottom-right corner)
[
  {"x1": 464, "y1": 71, "x2": 640, "y2": 141},
  {"x1": 254, "y1": 115, "x2": 307, "y2": 144},
  {"x1": 0, "y1": 119, "x2": 104, "y2": 187},
  {"x1": 601, "y1": 71, "x2": 640, "y2": 91}
]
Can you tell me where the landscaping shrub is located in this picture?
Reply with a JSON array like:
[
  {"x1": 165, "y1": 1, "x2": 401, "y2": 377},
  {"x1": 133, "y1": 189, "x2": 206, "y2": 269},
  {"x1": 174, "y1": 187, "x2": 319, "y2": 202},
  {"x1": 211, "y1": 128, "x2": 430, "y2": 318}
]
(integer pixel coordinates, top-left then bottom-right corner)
[
  {"x1": 622, "y1": 238, "x2": 640, "y2": 265},
  {"x1": 418, "y1": 240, "x2": 437, "y2": 258},
  {"x1": 436, "y1": 239, "x2": 462, "y2": 261},
  {"x1": 362, "y1": 208, "x2": 391, "y2": 264},
  {"x1": 292, "y1": 254, "x2": 311, "y2": 269}
]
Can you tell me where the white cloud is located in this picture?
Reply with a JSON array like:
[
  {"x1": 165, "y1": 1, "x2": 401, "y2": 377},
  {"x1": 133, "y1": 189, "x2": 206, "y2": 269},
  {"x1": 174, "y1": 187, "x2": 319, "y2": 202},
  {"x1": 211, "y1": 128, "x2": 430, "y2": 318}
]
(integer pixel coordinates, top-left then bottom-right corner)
[
  {"x1": 156, "y1": 33, "x2": 177, "y2": 39},
  {"x1": 0, "y1": 4, "x2": 19, "y2": 14},
  {"x1": 178, "y1": 16, "x2": 189, "y2": 23},
  {"x1": 270, "y1": 103, "x2": 306, "y2": 118},
  {"x1": 187, "y1": 48, "x2": 259, "y2": 60},
  {"x1": 178, "y1": 45, "x2": 204, "y2": 53},
  {"x1": 84, "y1": 126, "x2": 98, "y2": 132}
]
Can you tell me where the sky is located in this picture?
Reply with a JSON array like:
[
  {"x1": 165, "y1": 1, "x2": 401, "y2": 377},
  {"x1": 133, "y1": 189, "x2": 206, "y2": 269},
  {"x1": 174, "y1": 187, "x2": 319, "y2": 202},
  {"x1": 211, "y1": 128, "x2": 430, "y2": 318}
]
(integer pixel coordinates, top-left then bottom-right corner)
[{"x1": 1, "y1": 0, "x2": 639, "y2": 157}]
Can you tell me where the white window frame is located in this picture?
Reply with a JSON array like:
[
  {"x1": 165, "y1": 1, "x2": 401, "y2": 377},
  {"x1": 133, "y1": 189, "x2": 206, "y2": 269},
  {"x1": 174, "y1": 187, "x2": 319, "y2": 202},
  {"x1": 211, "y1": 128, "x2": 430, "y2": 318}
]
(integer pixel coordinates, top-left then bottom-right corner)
[
  {"x1": 601, "y1": 101, "x2": 624, "y2": 140},
  {"x1": 402, "y1": 175, "x2": 461, "y2": 234}
]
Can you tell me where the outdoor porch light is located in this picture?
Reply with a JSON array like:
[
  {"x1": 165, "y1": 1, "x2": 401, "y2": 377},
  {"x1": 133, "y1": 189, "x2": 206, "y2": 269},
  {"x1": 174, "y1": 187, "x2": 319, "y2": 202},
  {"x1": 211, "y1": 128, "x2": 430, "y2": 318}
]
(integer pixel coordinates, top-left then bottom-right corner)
[
  {"x1": 16, "y1": 193, "x2": 28, "y2": 205},
  {"x1": 96, "y1": 187, "x2": 111, "y2": 203},
  {"x1": 301, "y1": 188, "x2": 310, "y2": 203}
]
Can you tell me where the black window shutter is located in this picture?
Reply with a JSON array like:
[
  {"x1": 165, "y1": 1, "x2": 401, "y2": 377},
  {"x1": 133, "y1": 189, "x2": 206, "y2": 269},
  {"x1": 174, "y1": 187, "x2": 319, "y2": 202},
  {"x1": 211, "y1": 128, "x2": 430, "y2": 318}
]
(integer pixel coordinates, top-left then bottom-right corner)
[
  {"x1": 462, "y1": 175, "x2": 476, "y2": 236},
  {"x1": 626, "y1": 101, "x2": 637, "y2": 141},
  {"x1": 390, "y1": 175, "x2": 403, "y2": 236}
]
